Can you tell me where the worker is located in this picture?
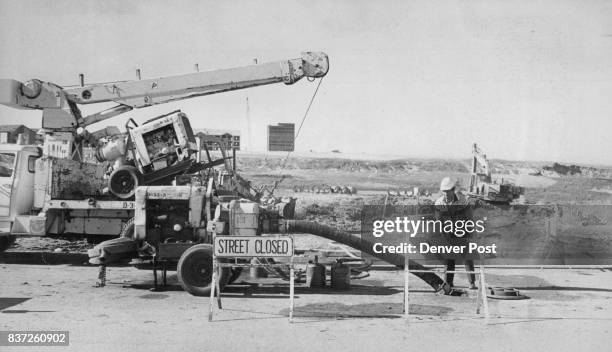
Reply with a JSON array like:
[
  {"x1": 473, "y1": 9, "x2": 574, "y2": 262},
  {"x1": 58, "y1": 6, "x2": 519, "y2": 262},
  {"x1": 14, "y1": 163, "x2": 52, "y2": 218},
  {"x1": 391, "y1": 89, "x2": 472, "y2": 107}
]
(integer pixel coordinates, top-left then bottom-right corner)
[{"x1": 434, "y1": 177, "x2": 477, "y2": 294}]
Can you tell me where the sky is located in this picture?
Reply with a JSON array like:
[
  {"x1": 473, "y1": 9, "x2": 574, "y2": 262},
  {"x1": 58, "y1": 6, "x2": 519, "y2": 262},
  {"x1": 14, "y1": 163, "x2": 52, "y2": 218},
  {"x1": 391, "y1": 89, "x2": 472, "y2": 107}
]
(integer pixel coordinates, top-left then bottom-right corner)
[{"x1": 0, "y1": 0, "x2": 611, "y2": 165}]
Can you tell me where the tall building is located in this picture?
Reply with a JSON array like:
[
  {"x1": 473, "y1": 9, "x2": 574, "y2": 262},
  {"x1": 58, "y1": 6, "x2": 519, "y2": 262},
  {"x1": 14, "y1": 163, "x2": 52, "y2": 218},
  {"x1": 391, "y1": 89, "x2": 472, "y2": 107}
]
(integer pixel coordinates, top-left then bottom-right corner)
[
  {"x1": 194, "y1": 128, "x2": 241, "y2": 150},
  {"x1": 267, "y1": 123, "x2": 295, "y2": 152}
]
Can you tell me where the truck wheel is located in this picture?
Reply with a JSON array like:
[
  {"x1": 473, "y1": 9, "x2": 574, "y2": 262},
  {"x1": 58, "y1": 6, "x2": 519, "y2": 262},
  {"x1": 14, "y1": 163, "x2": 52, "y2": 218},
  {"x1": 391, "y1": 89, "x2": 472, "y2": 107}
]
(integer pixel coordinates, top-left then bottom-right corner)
[
  {"x1": 109, "y1": 166, "x2": 139, "y2": 199},
  {"x1": 0, "y1": 235, "x2": 16, "y2": 252},
  {"x1": 177, "y1": 244, "x2": 230, "y2": 296}
]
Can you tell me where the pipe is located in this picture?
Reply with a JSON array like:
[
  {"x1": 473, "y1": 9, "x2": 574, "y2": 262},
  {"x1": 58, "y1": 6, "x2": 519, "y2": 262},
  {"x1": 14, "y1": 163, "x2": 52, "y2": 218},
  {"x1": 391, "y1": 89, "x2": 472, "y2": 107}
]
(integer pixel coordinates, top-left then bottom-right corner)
[{"x1": 279, "y1": 220, "x2": 445, "y2": 291}]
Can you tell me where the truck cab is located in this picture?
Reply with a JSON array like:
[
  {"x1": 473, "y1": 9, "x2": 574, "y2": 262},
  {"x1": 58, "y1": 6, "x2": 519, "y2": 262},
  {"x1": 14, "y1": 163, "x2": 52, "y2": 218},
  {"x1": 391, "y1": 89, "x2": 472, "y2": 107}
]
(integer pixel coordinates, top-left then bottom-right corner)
[{"x1": 0, "y1": 143, "x2": 40, "y2": 239}]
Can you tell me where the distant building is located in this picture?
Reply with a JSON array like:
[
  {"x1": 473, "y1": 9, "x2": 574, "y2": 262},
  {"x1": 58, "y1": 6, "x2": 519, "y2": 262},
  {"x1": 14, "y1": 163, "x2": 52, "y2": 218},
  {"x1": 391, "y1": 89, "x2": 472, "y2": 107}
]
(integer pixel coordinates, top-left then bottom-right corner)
[
  {"x1": 267, "y1": 123, "x2": 295, "y2": 152},
  {"x1": 195, "y1": 128, "x2": 241, "y2": 150},
  {"x1": 0, "y1": 125, "x2": 37, "y2": 144}
]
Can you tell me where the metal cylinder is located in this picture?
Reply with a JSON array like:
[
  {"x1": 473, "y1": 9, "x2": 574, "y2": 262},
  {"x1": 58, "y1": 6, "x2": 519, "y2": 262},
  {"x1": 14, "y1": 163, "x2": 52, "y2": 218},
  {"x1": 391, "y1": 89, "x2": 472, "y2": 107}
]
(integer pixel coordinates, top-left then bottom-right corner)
[
  {"x1": 96, "y1": 137, "x2": 126, "y2": 162},
  {"x1": 330, "y1": 261, "x2": 350, "y2": 290},
  {"x1": 249, "y1": 258, "x2": 268, "y2": 279},
  {"x1": 306, "y1": 256, "x2": 326, "y2": 287}
]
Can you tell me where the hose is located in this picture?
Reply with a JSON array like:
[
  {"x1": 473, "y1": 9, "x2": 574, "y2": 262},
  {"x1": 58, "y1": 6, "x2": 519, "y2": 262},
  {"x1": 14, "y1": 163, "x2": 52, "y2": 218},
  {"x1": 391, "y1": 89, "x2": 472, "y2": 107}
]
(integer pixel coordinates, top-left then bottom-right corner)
[{"x1": 280, "y1": 220, "x2": 445, "y2": 291}]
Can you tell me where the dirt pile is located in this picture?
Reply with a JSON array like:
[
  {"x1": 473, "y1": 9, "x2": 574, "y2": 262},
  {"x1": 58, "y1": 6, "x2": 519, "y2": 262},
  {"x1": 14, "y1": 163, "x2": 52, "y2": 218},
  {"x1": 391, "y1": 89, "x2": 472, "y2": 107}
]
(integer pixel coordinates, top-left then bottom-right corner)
[{"x1": 238, "y1": 155, "x2": 469, "y2": 174}]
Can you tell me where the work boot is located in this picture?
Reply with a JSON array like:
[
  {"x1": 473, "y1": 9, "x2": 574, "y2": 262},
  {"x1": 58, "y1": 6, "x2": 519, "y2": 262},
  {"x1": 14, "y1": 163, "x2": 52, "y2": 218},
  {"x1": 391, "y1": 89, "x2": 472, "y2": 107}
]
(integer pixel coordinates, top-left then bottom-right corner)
[
  {"x1": 436, "y1": 282, "x2": 454, "y2": 295},
  {"x1": 469, "y1": 283, "x2": 477, "y2": 290},
  {"x1": 436, "y1": 282, "x2": 467, "y2": 296},
  {"x1": 435, "y1": 282, "x2": 451, "y2": 294}
]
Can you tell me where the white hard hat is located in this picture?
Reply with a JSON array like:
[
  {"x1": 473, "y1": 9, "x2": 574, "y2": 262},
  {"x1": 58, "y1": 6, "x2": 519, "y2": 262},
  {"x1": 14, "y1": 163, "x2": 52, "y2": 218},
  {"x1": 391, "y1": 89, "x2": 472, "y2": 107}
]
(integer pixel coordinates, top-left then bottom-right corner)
[{"x1": 440, "y1": 177, "x2": 456, "y2": 191}]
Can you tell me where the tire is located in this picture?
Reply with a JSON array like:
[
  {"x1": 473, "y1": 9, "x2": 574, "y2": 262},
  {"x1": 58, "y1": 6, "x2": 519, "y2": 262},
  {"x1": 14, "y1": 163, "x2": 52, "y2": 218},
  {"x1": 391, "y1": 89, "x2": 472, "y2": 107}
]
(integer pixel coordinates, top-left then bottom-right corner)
[
  {"x1": 109, "y1": 166, "x2": 140, "y2": 199},
  {"x1": 0, "y1": 235, "x2": 16, "y2": 252},
  {"x1": 177, "y1": 244, "x2": 230, "y2": 296}
]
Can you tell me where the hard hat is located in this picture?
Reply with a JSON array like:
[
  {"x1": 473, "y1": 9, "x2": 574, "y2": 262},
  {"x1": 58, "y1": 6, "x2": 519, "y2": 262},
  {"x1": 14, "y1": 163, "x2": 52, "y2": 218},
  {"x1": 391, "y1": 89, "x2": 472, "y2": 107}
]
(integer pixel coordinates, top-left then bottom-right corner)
[{"x1": 440, "y1": 177, "x2": 456, "y2": 191}]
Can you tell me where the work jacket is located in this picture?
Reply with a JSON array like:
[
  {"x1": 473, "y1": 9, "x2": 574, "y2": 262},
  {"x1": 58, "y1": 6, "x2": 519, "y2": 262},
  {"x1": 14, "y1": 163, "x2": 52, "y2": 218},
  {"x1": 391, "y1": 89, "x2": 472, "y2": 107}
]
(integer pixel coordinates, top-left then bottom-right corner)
[{"x1": 434, "y1": 192, "x2": 474, "y2": 239}]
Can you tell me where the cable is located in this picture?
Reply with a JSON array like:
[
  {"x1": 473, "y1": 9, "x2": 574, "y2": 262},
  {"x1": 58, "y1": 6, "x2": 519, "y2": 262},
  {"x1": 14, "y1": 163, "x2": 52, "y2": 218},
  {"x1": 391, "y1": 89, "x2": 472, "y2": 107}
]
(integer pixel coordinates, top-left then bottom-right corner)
[{"x1": 276, "y1": 77, "x2": 324, "y2": 179}]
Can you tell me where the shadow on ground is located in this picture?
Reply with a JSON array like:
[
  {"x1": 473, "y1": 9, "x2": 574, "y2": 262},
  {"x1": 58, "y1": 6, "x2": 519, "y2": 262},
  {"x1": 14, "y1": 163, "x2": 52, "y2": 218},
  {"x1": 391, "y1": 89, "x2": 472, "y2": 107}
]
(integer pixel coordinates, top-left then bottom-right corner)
[
  {"x1": 0, "y1": 297, "x2": 30, "y2": 310},
  {"x1": 278, "y1": 302, "x2": 452, "y2": 319}
]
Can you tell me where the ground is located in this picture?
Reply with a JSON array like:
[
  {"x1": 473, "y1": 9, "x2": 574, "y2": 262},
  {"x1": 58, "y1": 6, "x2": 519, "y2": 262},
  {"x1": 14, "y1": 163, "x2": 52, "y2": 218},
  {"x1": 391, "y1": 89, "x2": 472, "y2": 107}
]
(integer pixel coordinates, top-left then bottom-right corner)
[{"x1": 1, "y1": 264, "x2": 610, "y2": 352}]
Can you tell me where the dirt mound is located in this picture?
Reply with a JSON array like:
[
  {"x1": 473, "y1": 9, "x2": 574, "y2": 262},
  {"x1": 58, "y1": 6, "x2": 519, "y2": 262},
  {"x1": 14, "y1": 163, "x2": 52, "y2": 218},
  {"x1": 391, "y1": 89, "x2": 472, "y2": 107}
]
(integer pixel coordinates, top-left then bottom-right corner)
[{"x1": 238, "y1": 155, "x2": 469, "y2": 173}]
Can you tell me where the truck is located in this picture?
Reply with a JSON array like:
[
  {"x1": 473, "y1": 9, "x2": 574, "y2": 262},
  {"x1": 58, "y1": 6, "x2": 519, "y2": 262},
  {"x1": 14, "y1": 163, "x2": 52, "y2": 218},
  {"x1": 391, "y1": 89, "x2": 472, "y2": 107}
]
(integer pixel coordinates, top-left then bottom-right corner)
[{"x1": 0, "y1": 52, "x2": 329, "y2": 251}]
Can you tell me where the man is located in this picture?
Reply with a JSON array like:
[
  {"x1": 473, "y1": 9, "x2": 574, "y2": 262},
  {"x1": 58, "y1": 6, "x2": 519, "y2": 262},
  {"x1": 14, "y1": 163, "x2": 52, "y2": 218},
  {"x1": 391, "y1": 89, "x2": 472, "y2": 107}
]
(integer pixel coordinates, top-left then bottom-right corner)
[{"x1": 434, "y1": 177, "x2": 477, "y2": 293}]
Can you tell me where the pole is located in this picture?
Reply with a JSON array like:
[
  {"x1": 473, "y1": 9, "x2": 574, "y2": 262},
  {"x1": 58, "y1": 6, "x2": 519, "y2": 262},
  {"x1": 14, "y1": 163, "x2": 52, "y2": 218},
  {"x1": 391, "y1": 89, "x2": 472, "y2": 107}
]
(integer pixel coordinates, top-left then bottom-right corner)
[
  {"x1": 289, "y1": 256, "x2": 295, "y2": 323},
  {"x1": 404, "y1": 231, "x2": 409, "y2": 319},
  {"x1": 216, "y1": 265, "x2": 223, "y2": 309},
  {"x1": 479, "y1": 258, "x2": 490, "y2": 324},
  {"x1": 208, "y1": 257, "x2": 217, "y2": 322}
]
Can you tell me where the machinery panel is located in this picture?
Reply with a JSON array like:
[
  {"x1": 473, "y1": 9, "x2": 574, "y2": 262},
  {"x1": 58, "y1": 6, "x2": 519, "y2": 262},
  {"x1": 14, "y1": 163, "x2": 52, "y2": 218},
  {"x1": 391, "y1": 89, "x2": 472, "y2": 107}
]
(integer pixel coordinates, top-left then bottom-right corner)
[{"x1": 34, "y1": 157, "x2": 108, "y2": 204}]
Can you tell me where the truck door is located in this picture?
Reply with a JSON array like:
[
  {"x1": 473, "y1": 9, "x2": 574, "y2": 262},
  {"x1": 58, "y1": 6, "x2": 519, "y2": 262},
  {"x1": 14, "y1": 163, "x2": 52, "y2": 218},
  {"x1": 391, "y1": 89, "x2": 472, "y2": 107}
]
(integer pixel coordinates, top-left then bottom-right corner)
[
  {"x1": 0, "y1": 152, "x2": 16, "y2": 216},
  {"x1": 11, "y1": 151, "x2": 38, "y2": 217}
]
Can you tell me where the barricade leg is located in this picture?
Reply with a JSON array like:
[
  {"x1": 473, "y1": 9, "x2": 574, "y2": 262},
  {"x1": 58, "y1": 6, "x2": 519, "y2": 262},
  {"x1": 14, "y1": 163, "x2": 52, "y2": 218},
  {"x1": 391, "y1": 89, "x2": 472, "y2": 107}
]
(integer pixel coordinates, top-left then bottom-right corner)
[
  {"x1": 476, "y1": 275, "x2": 482, "y2": 314},
  {"x1": 289, "y1": 263, "x2": 295, "y2": 323},
  {"x1": 479, "y1": 261, "x2": 490, "y2": 323},
  {"x1": 208, "y1": 262, "x2": 217, "y2": 322},
  {"x1": 403, "y1": 253, "x2": 409, "y2": 319},
  {"x1": 216, "y1": 267, "x2": 223, "y2": 309}
]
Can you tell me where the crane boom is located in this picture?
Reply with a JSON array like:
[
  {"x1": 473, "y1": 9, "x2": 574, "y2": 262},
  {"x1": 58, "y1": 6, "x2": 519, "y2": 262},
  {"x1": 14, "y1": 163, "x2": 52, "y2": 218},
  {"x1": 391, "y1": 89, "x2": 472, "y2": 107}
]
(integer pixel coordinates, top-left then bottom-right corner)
[{"x1": 0, "y1": 52, "x2": 328, "y2": 131}]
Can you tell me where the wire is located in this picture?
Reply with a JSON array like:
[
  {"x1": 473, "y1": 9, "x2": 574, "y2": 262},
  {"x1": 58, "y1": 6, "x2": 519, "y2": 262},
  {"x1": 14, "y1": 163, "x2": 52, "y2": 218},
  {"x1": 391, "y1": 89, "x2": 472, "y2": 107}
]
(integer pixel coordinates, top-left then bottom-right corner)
[
  {"x1": 277, "y1": 77, "x2": 324, "y2": 176},
  {"x1": 295, "y1": 77, "x2": 324, "y2": 144}
]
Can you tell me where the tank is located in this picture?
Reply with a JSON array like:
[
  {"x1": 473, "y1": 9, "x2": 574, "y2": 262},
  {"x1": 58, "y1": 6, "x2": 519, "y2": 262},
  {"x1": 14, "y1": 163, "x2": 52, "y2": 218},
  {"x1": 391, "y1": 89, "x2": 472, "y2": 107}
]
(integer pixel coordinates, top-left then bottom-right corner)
[
  {"x1": 249, "y1": 258, "x2": 268, "y2": 279},
  {"x1": 306, "y1": 255, "x2": 326, "y2": 287},
  {"x1": 330, "y1": 260, "x2": 350, "y2": 290}
]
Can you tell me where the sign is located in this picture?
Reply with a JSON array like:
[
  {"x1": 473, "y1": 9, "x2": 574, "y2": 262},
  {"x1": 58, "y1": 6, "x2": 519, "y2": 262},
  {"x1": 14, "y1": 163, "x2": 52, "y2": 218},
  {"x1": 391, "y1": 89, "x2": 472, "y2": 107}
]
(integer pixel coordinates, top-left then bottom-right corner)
[
  {"x1": 209, "y1": 234, "x2": 296, "y2": 323},
  {"x1": 214, "y1": 236, "x2": 293, "y2": 258}
]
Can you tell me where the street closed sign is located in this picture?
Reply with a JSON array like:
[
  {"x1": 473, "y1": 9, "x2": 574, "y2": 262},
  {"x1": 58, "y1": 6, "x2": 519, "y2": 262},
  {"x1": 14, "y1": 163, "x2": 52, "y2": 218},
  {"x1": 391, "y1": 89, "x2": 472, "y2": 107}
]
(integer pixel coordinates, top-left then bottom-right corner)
[{"x1": 214, "y1": 236, "x2": 294, "y2": 258}]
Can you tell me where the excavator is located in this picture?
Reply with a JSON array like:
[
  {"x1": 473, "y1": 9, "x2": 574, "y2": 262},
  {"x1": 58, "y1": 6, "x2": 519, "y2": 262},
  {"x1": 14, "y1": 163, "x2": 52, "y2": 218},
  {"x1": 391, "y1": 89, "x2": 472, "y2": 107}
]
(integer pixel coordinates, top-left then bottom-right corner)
[
  {"x1": 467, "y1": 143, "x2": 524, "y2": 204},
  {"x1": 0, "y1": 51, "x2": 448, "y2": 296}
]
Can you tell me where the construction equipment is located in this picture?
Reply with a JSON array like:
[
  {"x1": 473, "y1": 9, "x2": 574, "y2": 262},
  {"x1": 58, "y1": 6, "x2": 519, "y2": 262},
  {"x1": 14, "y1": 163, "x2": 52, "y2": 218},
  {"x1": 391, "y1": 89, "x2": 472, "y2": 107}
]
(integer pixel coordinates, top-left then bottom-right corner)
[
  {"x1": 0, "y1": 52, "x2": 451, "y2": 296},
  {"x1": 467, "y1": 143, "x2": 523, "y2": 204},
  {"x1": 0, "y1": 52, "x2": 329, "y2": 247},
  {"x1": 87, "y1": 182, "x2": 446, "y2": 295}
]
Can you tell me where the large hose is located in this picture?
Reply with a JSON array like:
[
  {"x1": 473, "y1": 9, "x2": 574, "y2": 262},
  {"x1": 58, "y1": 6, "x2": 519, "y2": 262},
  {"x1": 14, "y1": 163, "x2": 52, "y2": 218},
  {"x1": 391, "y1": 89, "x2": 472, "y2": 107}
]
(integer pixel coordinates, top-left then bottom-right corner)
[{"x1": 280, "y1": 220, "x2": 445, "y2": 291}]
